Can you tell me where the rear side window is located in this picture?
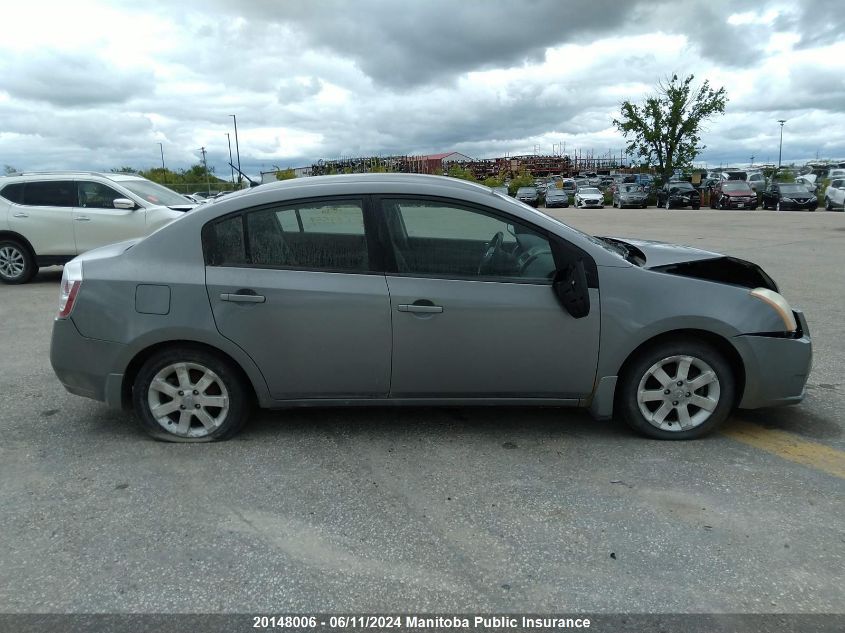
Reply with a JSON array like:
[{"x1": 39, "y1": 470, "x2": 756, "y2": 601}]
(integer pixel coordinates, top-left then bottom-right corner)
[
  {"x1": 0, "y1": 183, "x2": 25, "y2": 204},
  {"x1": 246, "y1": 200, "x2": 370, "y2": 271},
  {"x1": 21, "y1": 181, "x2": 77, "y2": 207}
]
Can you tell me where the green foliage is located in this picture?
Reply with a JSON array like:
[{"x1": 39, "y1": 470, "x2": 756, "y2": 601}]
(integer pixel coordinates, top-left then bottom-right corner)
[
  {"x1": 4, "y1": 165, "x2": 19, "y2": 175},
  {"x1": 275, "y1": 168, "x2": 296, "y2": 180},
  {"x1": 508, "y1": 169, "x2": 534, "y2": 196},
  {"x1": 111, "y1": 164, "x2": 233, "y2": 193},
  {"x1": 482, "y1": 175, "x2": 505, "y2": 187},
  {"x1": 613, "y1": 74, "x2": 728, "y2": 182},
  {"x1": 110, "y1": 166, "x2": 138, "y2": 174},
  {"x1": 447, "y1": 164, "x2": 477, "y2": 181}
]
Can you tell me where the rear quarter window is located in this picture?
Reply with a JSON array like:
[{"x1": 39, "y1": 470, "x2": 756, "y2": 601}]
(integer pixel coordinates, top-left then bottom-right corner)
[
  {"x1": 203, "y1": 215, "x2": 247, "y2": 266},
  {"x1": 0, "y1": 182, "x2": 25, "y2": 204}
]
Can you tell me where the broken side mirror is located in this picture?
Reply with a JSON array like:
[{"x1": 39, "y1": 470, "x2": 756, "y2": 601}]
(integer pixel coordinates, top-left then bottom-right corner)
[{"x1": 553, "y1": 259, "x2": 590, "y2": 319}]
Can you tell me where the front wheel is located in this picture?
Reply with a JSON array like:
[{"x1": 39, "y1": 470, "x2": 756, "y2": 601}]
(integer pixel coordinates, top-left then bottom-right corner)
[
  {"x1": 776, "y1": 202, "x2": 781, "y2": 211},
  {"x1": 0, "y1": 240, "x2": 36, "y2": 284},
  {"x1": 825, "y1": 197, "x2": 832, "y2": 211},
  {"x1": 692, "y1": 204, "x2": 700, "y2": 210},
  {"x1": 617, "y1": 338, "x2": 735, "y2": 440},
  {"x1": 133, "y1": 347, "x2": 251, "y2": 442},
  {"x1": 664, "y1": 199, "x2": 671, "y2": 210}
]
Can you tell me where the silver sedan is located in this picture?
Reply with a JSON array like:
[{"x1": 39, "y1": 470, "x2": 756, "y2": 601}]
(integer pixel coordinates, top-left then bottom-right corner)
[{"x1": 50, "y1": 174, "x2": 812, "y2": 442}]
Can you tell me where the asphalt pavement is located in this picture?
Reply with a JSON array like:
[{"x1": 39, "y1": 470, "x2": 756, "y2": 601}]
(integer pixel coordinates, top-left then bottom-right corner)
[{"x1": 0, "y1": 207, "x2": 842, "y2": 614}]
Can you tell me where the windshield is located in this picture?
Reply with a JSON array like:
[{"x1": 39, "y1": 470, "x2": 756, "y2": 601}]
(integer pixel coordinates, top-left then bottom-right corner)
[
  {"x1": 723, "y1": 182, "x2": 752, "y2": 192},
  {"x1": 779, "y1": 184, "x2": 805, "y2": 193},
  {"x1": 117, "y1": 179, "x2": 193, "y2": 207},
  {"x1": 670, "y1": 182, "x2": 694, "y2": 190},
  {"x1": 621, "y1": 184, "x2": 643, "y2": 193},
  {"x1": 580, "y1": 187, "x2": 601, "y2": 194},
  {"x1": 517, "y1": 188, "x2": 537, "y2": 195}
]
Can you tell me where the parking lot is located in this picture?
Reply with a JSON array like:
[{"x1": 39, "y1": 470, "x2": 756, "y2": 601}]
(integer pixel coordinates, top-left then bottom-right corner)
[{"x1": 0, "y1": 207, "x2": 843, "y2": 614}]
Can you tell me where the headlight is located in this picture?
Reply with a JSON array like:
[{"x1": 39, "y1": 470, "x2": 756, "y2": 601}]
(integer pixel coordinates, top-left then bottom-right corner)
[{"x1": 749, "y1": 288, "x2": 797, "y2": 332}]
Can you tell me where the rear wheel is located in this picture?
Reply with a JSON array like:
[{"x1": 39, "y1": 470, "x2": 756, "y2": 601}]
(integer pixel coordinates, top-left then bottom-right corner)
[
  {"x1": 825, "y1": 197, "x2": 832, "y2": 211},
  {"x1": 617, "y1": 338, "x2": 735, "y2": 440},
  {"x1": 133, "y1": 347, "x2": 251, "y2": 442},
  {"x1": 0, "y1": 240, "x2": 36, "y2": 284}
]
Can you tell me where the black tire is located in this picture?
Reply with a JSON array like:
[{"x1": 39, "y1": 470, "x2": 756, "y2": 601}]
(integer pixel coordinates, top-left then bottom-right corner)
[
  {"x1": 616, "y1": 337, "x2": 735, "y2": 440},
  {"x1": 692, "y1": 204, "x2": 700, "y2": 210},
  {"x1": 761, "y1": 198, "x2": 768, "y2": 209},
  {"x1": 825, "y1": 197, "x2": 832, "y2": 211},
  {"x1": 133, "y1": 346, "x2": 251, "y2": 442},
  {"x1": 0, "y1": 239, "x2": 37, "y2": 284}
]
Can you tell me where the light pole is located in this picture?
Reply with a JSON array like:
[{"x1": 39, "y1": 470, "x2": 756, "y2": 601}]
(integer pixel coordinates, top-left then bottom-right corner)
[
  {"x1": 230, "y1": 114, "x2": 242, "y2": 188},
  {"x1": 226, "y1": 133, "x2": 235, "y2": 186},
  {"x1": 777, "y1": 120, "x2": 786, "y2": 169},
  {"x1": 157, "y1": 142, "x2": 166, "y2": 183}
]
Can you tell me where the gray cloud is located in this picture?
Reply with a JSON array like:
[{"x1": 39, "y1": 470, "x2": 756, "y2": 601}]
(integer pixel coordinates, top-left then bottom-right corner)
[{"x1": 0, "y1": 52, "x2": 154, "y2": 107}]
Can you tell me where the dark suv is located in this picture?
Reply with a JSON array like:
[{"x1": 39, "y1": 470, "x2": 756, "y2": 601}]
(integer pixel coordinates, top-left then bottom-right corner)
[{"x1": 656, "y1": 181, "x2": 701, "y2": 209}]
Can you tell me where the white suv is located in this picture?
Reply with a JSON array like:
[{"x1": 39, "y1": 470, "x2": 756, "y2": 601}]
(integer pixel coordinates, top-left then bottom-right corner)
[
  {"x1": 0, "y1": 172, "x2": 193, "y2": 284},
  {"x1": 824, "y1": 178, "x2": 845, "y2": 211}
]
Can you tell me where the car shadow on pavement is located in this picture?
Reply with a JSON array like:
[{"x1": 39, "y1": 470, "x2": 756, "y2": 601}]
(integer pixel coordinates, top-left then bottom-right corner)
[{"x1": 735, "y1": 406, "x2": 842, "y2": 440}]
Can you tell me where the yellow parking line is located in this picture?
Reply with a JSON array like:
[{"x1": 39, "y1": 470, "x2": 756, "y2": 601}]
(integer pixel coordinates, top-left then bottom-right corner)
[{"x1": 722, "y1": 420, "x2": 845, "y2": 479}]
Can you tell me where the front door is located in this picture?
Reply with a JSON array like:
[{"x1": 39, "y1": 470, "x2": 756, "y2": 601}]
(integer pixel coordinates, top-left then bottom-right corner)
[
  {"x1": 73, "y1": 181, "x2": 147, "y2": 253},
  {"x1": 379, "y1": 197, "x2": 600, "y2": 398},
  {"x1": 203, "y1": 198, "x2": 391, "y2": 399}
]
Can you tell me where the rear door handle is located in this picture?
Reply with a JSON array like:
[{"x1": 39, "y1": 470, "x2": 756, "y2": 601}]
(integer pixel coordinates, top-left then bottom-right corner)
[
  {"x1": 75, "y1": 216, "x2": 91, "y2": 222},
  {"x1": 220, "y1": 293, "x2": 266, "y2": 303},
  {"x1": 12, "y1": 212, "x2": 28, "y2": 218},
  {"x1": 397, "y1": 304, "x2": 443, "y2": 313}
]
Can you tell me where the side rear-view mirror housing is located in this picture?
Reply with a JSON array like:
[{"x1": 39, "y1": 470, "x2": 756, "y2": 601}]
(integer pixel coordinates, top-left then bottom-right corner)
[
  {"x1": 553, "y1": 259, "x2": 591, "y2": 319},
  {"x1": 113, "y1": 198, "x2": 136, "y2": 210}
]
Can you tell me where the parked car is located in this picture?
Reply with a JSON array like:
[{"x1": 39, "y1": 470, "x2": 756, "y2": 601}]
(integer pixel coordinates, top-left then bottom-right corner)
[
  {"x1": 720, "y1": 170, "x2": 747, "y2": 182},
  {"x1": 491, "y1": 185, "x2": 510, "y2": 197},
  {"x1": 827, "y1": 168, "x2": 845, "y2": 180},
  {"x1": 823, "y1": 178, "x2": 845, "y2": 210},
  {"x1": 656, "y1": 181, "x2": 701, "y2": 209},
  {"x1": 574, "y1": 187, "x2": 604, "y2": 208},
  {"x1": 561, "y1": 179, "x2": 577, "y2": 196},
  {"x1": 0, "y1": 171, "x2": 193, "y2": 284},
  {"x1": 761, "y1": 183, "x2": 818, "y2": 211},
  {"x1": 544, "y1": 188, "x2": 570, "y2": 208},
  {"x1": 50, "y1": 173, "x2": 811, "y2": 443},
  {"x1": 516, "y1": 187, "x2": 540, "y2": 207},
  {"x1": 613, "y1": 183, "x2": 648, "y2": 208},
  {"x1": 745, "y1": 172, "x2": 766, "y2": 192},
  {"x1": 710, "y1": 181, "x2": 758, "y2": 210},
  {"x1": 794, "y1": 175, "x2": 818, "y2": 194}
]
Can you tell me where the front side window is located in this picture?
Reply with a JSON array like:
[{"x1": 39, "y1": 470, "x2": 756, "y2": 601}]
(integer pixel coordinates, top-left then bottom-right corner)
[
  {"x1": 381, "y1": 198, "x2": 555, "y2": 282},
  {"x1": 21, "y1": 181, "x2": 76, "y2": 207},
  {"x1": 78, "y1": 181, "x2": 124, "y2": 209},
  {"x1": 246, "y1": 199, "x2": 370, "y2": 271}
]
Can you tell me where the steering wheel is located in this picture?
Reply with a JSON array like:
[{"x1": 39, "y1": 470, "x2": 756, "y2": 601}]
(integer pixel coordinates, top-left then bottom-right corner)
[{"x1": 478, "y1": 231, "x2": 504, "y2": 275}]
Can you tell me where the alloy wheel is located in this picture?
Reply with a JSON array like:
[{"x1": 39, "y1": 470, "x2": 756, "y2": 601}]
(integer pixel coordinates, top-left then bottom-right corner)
[
  {"x1": 146, "y1": 361, "x2": 230, "y2": 438},
  {"x1": 636, "y1": 354, "x2": 721, "y2": 432},
  {"x1": 0, "y1": 245, "x2": 25, "y2": 280}
]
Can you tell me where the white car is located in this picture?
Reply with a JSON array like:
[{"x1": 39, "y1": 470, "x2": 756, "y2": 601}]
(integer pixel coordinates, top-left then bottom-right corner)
[
  {"x1": 824, "y1": 178, "x2": 845, "y2": 210},
  {"x1": 574, "y1": 187, "x2": 604, "y2": 208},
  {"x1": 0, "y1": 171, "x2": 193, "y2": 284},
  {"x1": 746, "y1": 172, "x2": 766, "y2": 192},
  {"x1": 827, "y1": 168, "x2": 845, "y2": 180}
]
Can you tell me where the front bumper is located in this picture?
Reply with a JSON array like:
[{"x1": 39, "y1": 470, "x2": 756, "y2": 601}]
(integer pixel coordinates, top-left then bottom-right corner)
[
  {"x1": 779, "y1": 199, "x2": 816, "y2": 210},
  {"x1": 723, "y1": 197, "x2": 757, "y2": 209},
  {"x1": 619, "y1": 197, "x2": 646, "y2": 207},
  {"x1": 579, "y1": 200, "x2": 603, "y2": 207},
  {"x1": 669, "y1": 196, "x2": 700, "y2": 207},
  {"x1": 735, "y1": 310, "x2": 812, "y2": 409},
  {"x1": 545, "y1": 200, "x2": 569, "y2": 208},
  {"x1": 50, "y1": 318, "x2": 127, "y2": 408}
]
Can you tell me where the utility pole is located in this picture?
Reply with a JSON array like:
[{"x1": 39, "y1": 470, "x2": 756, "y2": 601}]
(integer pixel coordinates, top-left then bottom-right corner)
[
  {"x1": 230, "y1": 114, "x2": 242, "y2": 188},
  {"x1": 226, "y1": 133, "x2": 235, "y2": 186},
  {"x1": 777, "y1": 120, "x2": 786, "y2": 169},
  {"x1": 157, "y1": 142, "x2": 166, "y2": 183},
  {"x1": 199, "y1": 146, "x2": 210, "y2": 196}
]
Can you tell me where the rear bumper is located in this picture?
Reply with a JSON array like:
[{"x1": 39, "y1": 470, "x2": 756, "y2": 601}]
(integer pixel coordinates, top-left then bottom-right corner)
[
  {"x1": 50, "y1": 318, "x2": 127, "y2": 408},
  {"x1": 735, "y1": 310, "x2": 812, "y2": 409}
]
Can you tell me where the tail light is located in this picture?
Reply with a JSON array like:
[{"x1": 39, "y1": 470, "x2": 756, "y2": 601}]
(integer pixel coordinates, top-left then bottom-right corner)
[{"x1": 57, "y1": 260, "x2": 83, "y2": 319}]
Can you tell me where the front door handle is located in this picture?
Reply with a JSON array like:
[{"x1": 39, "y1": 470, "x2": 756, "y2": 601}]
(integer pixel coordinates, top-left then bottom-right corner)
[
  {"x1": 75, "y1": 216, "x2": 91, "y2": 222},
  {"x1": 12, "y1": 212, "x2": 28, "y2": 218},
  {"x1": 397, "y1": 304, "x2": 443, "y2": 314},
  {"x1": 220, "y1": 293, "x2": 266, "y2": 303}
]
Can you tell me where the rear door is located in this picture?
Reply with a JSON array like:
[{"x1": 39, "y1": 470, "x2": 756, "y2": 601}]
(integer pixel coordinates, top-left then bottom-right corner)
[
  {"x1": 378, "y1": 196, "x2": 600, "y2": 399},
  {"x1": 203, "y1": 197, "x2": 391, "y2": 399},
  {"x1": 8, "y1": 180, "x2": 77, "y2": 256},
  {"x1": 73, "y1": 180, "x2": 147, "y2": 252}
]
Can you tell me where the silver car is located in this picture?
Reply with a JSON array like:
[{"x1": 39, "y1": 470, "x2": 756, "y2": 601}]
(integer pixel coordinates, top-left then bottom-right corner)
[{"x1": 50, "y1": 174, "x2": 812, "y2": 442}]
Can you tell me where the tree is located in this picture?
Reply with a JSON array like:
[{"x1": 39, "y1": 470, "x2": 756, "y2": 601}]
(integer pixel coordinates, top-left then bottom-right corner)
[
  {"x1": 482, "y1": 175, "x2": 505, "y2": 187},
  {"x1": 3, "y1": 165, "x2": 18, "y2": 175},
  {"x1": 614, "y1": 74, "x2": 727, "y2": 182},
  {"x1": 274, "y1": 168, "x2": 296, "y2": 180},
  {"x1": 447, "y1": 164, "x2": 477, "y2": 181},
  {"x1": 508, "y1": 169, "x2": 535, "y2": 196}
]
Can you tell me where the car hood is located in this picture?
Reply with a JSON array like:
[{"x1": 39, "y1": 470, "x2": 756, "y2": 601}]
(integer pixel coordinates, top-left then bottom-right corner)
[
  {"x1": 723, "y1": 190, "x2": 754, "y2": 197},
  {"x1": 608, "y1": 238, "x2": 720, "y2": 267},
  {"x1": 602, "y1": 237, "x2": 779, "y2": 290}
]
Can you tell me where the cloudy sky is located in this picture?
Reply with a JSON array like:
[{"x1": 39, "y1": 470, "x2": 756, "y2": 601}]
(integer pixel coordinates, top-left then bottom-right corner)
[{"x1": 1, "y1": 0, "x2": 843, "y2": 178}]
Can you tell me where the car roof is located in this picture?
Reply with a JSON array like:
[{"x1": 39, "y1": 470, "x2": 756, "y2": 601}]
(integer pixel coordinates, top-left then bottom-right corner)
[{"x1": 0, "y1": 170, "x2": 145, "y2": 183}]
